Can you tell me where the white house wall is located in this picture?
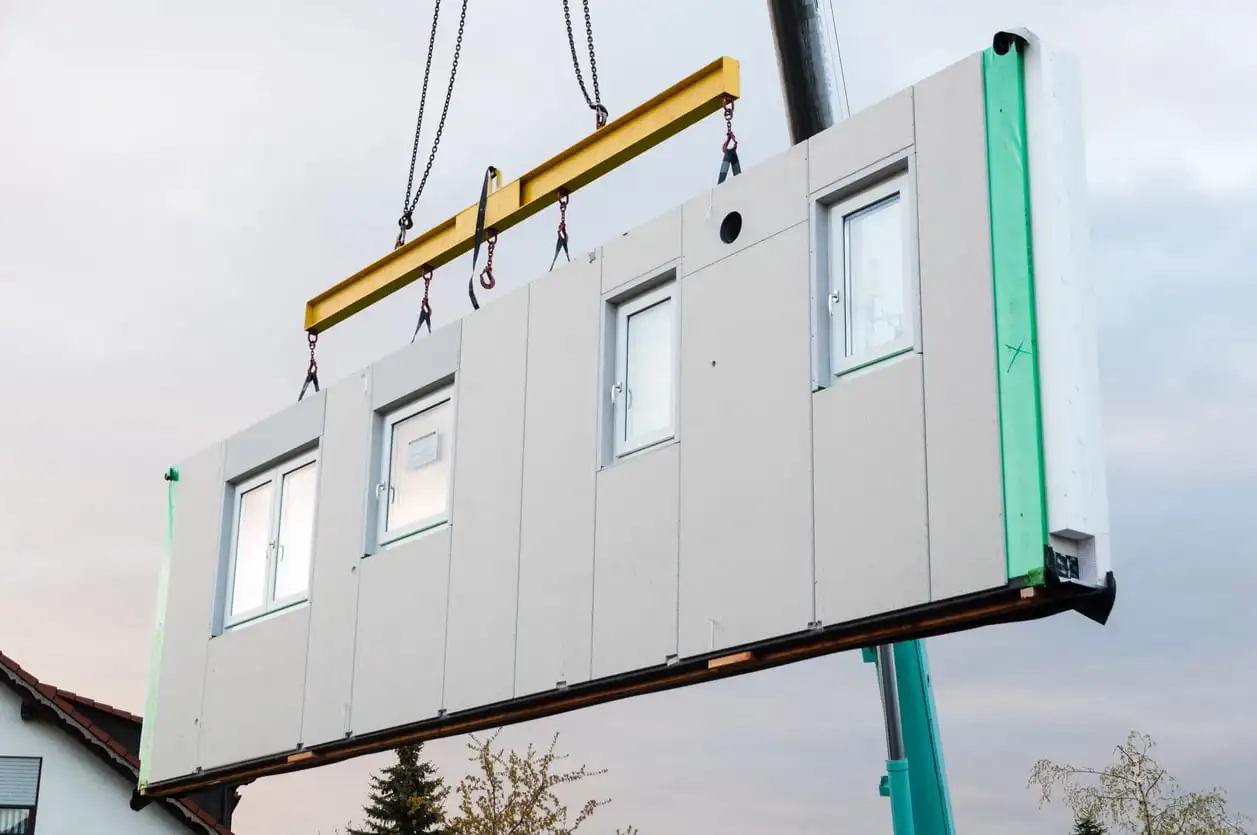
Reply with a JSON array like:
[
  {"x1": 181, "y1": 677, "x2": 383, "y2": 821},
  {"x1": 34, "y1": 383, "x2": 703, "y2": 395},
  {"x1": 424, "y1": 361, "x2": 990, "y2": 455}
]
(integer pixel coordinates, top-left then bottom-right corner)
[{"x1": 1, "y1": 688, "x2": 192, "y2": 835}]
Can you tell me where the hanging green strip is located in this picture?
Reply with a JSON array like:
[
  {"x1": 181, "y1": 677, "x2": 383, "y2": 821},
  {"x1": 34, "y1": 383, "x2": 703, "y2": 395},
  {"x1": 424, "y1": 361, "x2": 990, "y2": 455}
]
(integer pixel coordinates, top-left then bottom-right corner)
[
  {"x1": 982, "y1": 44, "x2": 1049, "y2": 584},
  {"x1": 138, "y1": 467, "x2": 179, "y2": 789}
]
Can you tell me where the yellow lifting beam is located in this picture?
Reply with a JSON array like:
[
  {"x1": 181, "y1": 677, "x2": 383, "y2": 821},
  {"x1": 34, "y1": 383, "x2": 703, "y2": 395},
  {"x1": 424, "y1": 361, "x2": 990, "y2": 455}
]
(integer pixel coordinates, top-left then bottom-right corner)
[{"x1": 304, "y1": 56, "x2": 741, "y2": 333}]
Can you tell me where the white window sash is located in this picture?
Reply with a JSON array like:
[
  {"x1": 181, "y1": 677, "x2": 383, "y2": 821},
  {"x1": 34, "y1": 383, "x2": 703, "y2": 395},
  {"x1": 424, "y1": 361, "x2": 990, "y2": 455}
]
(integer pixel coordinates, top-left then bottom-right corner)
[
  {"x1": 827, "y1": 173, "x2": 915, "y2": 377},
  {"x1": 612, "y1": 281, "x2": 677, "y2": 459},
  {"x1": 376, "y1": 387, "x2": 455, "y2": 549},
  {"x1": 224, "y1": 448, "x2": 318, "y2": 629}
]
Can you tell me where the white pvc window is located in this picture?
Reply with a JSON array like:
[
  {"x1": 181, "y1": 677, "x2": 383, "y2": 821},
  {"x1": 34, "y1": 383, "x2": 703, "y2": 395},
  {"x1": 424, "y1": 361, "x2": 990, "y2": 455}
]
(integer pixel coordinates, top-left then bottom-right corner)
[
  {"x1": 377, "y1": 386, "x2": 454, "y2": 547},
  {"x1": 611, "y1": 281, "x2": 676, "y2": 458},
  {"x1": 225, "y1": 450, "x2": 318, "y2": 626},
  {"x1": 826, "y1": 173, "x2": 914, "y2": 375}
]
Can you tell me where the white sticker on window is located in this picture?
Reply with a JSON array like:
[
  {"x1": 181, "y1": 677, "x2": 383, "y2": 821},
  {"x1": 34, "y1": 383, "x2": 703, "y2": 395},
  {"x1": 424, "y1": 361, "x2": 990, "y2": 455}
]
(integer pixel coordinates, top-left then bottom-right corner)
[{"x1": 406, "y1": 432, "x2": 439, "y2": 470}]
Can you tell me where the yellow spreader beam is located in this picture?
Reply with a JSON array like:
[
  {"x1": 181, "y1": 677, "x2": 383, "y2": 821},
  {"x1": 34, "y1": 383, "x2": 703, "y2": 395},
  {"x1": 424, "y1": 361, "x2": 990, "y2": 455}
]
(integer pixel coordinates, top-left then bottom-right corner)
[{"x1": 304, "y1": 56, "x2": 741, "y2": 334}]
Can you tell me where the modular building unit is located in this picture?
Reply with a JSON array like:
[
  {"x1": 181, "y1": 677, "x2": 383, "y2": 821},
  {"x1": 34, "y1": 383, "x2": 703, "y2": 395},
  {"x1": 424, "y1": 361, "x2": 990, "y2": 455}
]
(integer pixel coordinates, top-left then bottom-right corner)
[{"x1": 141, "y1": 34, "x2": 1114, "y2": 797}]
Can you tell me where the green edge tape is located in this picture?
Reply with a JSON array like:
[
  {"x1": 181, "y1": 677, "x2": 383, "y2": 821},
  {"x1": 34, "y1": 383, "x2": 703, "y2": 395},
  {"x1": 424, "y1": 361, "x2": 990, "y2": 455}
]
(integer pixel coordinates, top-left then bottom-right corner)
[
  {"x1": 138, "y1": 467, "x2": 179, "y2": 789},
  {"x1": 982, "y1": 46, "x2": 1049, "y2": 584}
]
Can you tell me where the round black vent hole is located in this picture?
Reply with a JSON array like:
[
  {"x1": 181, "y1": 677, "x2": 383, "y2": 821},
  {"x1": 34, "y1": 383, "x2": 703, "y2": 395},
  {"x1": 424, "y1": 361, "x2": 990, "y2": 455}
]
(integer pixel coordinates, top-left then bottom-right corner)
[{"x1": 719, "y1": 211, "x2": 742, "y2": 244}]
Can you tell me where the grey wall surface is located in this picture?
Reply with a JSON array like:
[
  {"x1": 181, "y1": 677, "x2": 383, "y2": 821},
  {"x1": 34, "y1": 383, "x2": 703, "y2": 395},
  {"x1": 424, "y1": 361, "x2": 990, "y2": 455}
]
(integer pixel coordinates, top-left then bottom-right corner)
[
  {"x1": 913, "y1": 54, "x2": 1007, "y2": 600},
  {"x1": 147, "y1": 49, "x2": 1012, "y2": 785}
]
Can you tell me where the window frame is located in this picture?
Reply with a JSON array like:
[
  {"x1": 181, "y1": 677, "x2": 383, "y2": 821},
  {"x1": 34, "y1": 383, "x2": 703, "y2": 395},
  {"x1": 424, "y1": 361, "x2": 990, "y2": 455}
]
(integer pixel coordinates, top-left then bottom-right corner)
[
  {"x1": 223, "y1": 447, "x2": 319, "y2": 629},
  {"x1": 610, "y1": 279, "x2": 679, "y2": 461},
  {"x1": 819, "y1": 167, "x2": 918, "y2": 380},
  {"x1": 374, "y1": 384, "x2": 456, "y2": 550},
  {"x1": 0, "y1": 755, "x2": 42, "y2": 835}
]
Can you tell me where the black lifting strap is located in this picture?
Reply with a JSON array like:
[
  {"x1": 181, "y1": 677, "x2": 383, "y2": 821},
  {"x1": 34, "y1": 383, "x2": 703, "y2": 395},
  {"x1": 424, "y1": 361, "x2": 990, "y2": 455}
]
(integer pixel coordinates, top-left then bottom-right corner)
[
  {"x1": 467, "y1": 166, "x2": 497, "y2": 311},
  {"x1": 718, "y1": 143, "x2": 741, "y2": 185}
]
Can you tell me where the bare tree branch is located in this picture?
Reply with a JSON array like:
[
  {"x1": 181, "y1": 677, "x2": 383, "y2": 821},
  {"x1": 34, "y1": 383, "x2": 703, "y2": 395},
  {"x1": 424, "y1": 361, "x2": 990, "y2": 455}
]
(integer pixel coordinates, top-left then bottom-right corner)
[{"x1": 1027, "y1": 730, "x2": 1250, "y2": 835}]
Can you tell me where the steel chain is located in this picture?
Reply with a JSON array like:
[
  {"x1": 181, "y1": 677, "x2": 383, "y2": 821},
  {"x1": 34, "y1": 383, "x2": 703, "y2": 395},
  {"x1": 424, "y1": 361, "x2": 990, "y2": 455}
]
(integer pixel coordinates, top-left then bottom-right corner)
[
  {"x1": 396, "y1": 0, "x2": 470, "y2": 247},
  {"x1": 562, "y1": 0, "x2": 607, "y2": 127}
]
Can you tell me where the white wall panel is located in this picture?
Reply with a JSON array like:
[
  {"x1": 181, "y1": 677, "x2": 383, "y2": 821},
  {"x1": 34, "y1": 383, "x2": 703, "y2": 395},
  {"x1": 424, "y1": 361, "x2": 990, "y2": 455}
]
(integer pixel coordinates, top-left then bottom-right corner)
[
  {"x1": 601, "y1": 207, "x2": 682, "y2": 294},
  {"x1": 678, "y1": 222, "x2": 815, "y2": 657},
  {"x1": 515, "y1": 260, "x2": 601, "y2": 697},
  {"x1": 371, "y1": 321, "x2": 462, "y2": 412},
  {"x1": 199, "y1": 607, "x2": 309, "y2": 771},
  {"x1": 148, "y1": 442, "x2": 224, "y2": 784},
  {"x1": 223, "y1": 392, "x2": 325, "y2": 483},
  {"x1": 681, "y1": 144, "x2": 809, "y2": 275},
  {"x1": 592, "y1": 443, "x2": 680, "y2": 677},
  {"x1": 351, "y1": 527, "x2": 452, "y2": 734},
  {"x1": 814, "y1": 354, "x2": 929, "y2": 623},
  {"x1": 808, "y1": 88, "x2": 914, "y2": 193},
  {"x1": 300, "y1": 369, "x2": 371, "y2": 745},
  {"x1": 915, "y1": 53, "x2": 1007, "y2": 599},
  {"x1": 443, "y1": 290, "x2": 530, "y2": 712}
]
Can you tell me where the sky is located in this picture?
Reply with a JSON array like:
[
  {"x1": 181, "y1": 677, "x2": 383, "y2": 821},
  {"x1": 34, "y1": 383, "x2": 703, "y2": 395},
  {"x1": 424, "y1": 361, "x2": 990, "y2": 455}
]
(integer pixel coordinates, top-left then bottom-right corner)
[{"x1": 1, "y1": 0, "x2": 1255, "y2": 833}]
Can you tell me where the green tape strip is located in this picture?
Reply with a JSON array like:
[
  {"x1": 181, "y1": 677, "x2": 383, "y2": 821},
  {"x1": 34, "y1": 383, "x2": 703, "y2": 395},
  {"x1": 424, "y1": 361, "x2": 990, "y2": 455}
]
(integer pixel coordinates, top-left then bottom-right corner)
[
  {"x1": 138, "y1": 467, "x2": 179, "y2": 789},
  {"x1": 982, "y1": 46, "x2": 1049, "y2": 584}
]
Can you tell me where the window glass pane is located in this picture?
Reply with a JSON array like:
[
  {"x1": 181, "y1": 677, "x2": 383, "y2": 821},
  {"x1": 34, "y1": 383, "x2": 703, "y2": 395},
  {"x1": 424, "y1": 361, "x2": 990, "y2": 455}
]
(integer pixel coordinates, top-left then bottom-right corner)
[
  {"x1": 0, "y1": 808, "x2": 32, "y2": 834},
  {"x1": 230, "y1": 480, "x2": 272, "y2": 618},
  {"x1": 624, "y1": 298, "x2": 673, "y2": 446},
  {"x1": 843, "y1": 194, "x2": 906, "y2": 358},
  {"x1": 386, "y1": 399, "x2": 452, "y2": 536},
  {"x1": 274, "y1": 461, "x2": 317, "y2": 601}
]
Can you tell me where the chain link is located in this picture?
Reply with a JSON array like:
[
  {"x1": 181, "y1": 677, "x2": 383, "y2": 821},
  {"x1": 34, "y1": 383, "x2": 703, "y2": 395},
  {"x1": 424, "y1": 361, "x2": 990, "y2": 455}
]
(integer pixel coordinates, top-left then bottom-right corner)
[
  {"x1": 396, "y1": 0, "x2": 470, "y2": 248},
  {"x1": 562, "y1": 0, "x2": 607, "y2": 128},
  {"x1": 298, "y1": 331, "x2": 321, "y2": 401},
  {"x1": 722, "y1": 95, "x2": 738, "y2": 152},
  {"x1": 306, "y1": 331, "x2": 319, "y2": 376},
  {"x1": 420, "y1": 267, "x2": 434, "y2": 318}
]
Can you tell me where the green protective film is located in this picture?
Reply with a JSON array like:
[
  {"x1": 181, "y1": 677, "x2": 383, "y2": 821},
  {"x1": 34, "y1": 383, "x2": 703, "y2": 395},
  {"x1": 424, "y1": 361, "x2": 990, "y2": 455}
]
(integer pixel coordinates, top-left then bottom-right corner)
[
  {"x1": 982, "y1": 46, "x2": 1049, "y2": 584},
  {"x1": 138, "y1": 467, "x2": 178, "y2": 789}
]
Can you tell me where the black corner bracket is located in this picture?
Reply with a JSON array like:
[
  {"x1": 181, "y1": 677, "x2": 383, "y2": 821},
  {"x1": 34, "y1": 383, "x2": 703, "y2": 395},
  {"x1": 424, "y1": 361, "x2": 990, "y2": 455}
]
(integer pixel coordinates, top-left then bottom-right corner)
[
  {"x1": 1075, "y1": 571, "x2": 1117, "y2": 625},
  {"x1": 992, "y1": 29, "x2": 1030, "y2": 55},
  {"x1": 130, "y1": 789, "x2": 154, "y2": 812},
  {"x1": 1041, "y1": 545, "x2": 1118, "y2": 627}
]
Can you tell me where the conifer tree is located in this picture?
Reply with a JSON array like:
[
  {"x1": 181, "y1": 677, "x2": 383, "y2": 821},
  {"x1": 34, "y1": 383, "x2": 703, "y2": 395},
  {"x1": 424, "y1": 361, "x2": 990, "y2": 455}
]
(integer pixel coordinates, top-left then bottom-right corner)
[
  {"x1": 348, "y1": 743, "x2": 448, "y2": 835},
  {"x1": 1073, "y1": 811, "x2": 1108, "y2": 835}
]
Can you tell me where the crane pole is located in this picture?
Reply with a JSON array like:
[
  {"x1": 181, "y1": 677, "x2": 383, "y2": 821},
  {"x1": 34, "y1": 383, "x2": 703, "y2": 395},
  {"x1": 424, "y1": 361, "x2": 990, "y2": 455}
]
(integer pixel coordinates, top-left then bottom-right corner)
[
  {"x1": 765, "y1": 0, "x2": 835, "y2": 144},
  {"x1": 765, "y1": 4, "x2": 953, "y2": 834}
]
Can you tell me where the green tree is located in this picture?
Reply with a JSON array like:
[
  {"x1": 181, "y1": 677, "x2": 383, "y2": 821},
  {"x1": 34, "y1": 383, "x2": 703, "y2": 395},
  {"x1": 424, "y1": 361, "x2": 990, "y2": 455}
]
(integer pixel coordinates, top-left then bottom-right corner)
[
  {"x1": 446, "y1": 729, "x2": 635, "y2": 835},
  {"x1": 1029, "y1": 730, "x2": 1250, "y2": 835},
  {"x1": 1074, "y1": 811, "x2": 1108, "y2": 835},
  {"x1": 348, "y1": 742, "x2": 449, "y2": 835}
]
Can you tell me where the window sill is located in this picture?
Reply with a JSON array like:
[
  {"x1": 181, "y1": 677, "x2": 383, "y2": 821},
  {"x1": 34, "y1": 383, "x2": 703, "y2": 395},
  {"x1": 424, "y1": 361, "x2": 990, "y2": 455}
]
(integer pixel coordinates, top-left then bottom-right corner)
[
  {"x1": 218, "y1": 598, "x2": 309, "y2": 636},
  {"x1": 832, "y1": 344, "x2": 915, "y2": 381},
  {"x1": 602, "y1": 435, "x2": 678, "y2": 471},
  {"x1": 368, "y1": 518, "x2": 451, "y2": 557}
]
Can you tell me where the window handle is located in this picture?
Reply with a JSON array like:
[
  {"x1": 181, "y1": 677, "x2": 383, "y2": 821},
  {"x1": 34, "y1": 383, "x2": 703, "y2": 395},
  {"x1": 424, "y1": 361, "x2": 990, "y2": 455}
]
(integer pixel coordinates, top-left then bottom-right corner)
[
  {"x1": 827, "y1": 291, "x2": 841, "y2": 316},
  {"x1": 388, "y1": 486, "x2": 396, "y2": 505},
  {"x1": 625, "y1": 387, "x2": 633, "y2": 409},
  {"x1": 610, "y1": 381, "x2": 623, "y2": 403},
  {"x1": 375, "y1": 482, "x2": 386, "y2": 498},
  {"x1": 277, "y1": 543, "x2": 285, "y2": 563}
]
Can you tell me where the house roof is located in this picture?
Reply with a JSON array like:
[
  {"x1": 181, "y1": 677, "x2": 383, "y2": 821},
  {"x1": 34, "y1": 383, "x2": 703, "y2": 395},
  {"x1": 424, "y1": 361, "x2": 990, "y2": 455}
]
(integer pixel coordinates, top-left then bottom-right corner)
[{"x1": 0, "y1": 650, "x2": 234, "y2": 835}]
